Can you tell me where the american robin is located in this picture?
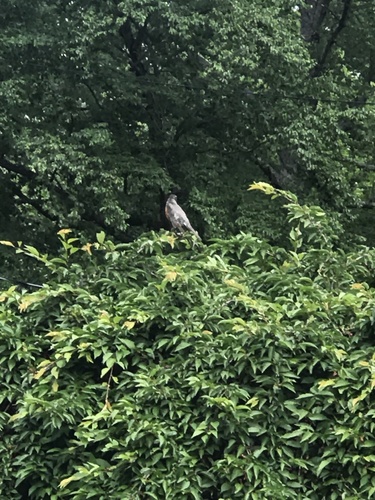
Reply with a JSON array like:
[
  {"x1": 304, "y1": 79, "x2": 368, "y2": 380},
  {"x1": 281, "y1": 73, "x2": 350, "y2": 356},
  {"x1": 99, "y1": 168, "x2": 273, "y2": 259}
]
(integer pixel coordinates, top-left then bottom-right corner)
[{"x1": 165, "y1": 194, "x2": 201, "y2": 240}]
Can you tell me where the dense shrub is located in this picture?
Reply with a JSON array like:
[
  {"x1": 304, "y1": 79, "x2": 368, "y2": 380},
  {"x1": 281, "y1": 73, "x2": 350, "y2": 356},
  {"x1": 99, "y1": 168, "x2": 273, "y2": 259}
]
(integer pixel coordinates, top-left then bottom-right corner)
[{"x1": 2, "y1": 185, "x2": 375, "y2": 499}]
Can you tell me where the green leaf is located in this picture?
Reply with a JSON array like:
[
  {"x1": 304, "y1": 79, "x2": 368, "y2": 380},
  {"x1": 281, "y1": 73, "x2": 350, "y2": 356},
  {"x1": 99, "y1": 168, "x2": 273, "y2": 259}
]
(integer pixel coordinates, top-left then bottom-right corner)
[
  {"x1": 96, "y1": 231, "x2": 106, "y2": 244},
  {"x1": 316, "y1": 458, "x2": 333, "y2": 476}
]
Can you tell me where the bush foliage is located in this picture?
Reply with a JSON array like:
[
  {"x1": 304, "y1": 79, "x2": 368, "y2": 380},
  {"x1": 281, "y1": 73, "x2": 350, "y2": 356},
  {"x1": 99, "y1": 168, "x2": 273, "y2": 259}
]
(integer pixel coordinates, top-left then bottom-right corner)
[{"x1": 2, "y1": 185, "x2": 375, "y2": 499}]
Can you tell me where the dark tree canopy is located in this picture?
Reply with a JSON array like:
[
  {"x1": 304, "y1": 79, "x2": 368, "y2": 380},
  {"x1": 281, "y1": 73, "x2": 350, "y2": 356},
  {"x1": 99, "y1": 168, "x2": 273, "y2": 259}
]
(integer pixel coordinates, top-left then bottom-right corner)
[{"x1": 1, "y1": 0, "x2": 375, "y2": 258}]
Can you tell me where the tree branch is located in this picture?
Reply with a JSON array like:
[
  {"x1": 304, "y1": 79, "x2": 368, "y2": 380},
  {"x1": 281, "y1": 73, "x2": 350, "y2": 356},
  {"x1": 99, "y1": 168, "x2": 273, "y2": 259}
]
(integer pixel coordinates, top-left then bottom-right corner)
[
  {"x1": 301, "y1": 0, "x2": 330, "y2": 43},
  {"x1": 347, "y1": 202, "x2": 375, "y2": 210},
  {"x1": 82, "y1": 81, "x2": 104, "y2": 109},
  {"x1": 251, "y1": 157, "x2": 284, "y2": 190},
  {"x1": 13, "y1": 185, "x2": 58, "y2": 223},
  {"x1": 119, "y1": 16, "x2": 150, "y2": 76},
  {"x1": 311, "y1": 0, "x2": 352, "y2": 77},
  {"x1": 0, "y1": 156, "x2": 36, "y2": 179}
]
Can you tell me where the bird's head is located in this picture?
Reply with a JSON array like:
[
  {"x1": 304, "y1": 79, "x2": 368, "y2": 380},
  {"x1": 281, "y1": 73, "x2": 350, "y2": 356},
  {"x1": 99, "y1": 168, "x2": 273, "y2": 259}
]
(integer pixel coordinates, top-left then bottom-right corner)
[{"x1": 167, "y1": 194, "x2": 177, "y2": 203}]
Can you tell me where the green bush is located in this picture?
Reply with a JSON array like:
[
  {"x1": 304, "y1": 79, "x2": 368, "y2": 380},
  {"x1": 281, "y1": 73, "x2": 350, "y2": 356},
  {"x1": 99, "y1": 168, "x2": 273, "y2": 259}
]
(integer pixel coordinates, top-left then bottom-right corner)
[{"x1": 2, "y1": 184, "x2": 375, "y2": 499}]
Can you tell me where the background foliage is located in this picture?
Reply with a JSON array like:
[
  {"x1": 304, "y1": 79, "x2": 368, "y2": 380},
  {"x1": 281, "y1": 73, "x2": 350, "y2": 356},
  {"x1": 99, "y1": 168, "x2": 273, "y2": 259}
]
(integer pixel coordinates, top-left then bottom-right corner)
[
  {"x1": 2, "y1": 186, "x2": 375, "y2": 499},
  {"x1": 1, "y1": 0, "x2": 375, "y2": 269}
]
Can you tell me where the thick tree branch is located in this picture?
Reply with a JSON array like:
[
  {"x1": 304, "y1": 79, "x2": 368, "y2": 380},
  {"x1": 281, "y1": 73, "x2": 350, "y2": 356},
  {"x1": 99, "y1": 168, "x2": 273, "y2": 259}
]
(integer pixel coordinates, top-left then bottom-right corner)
[
  {"x1": 119, "y1": 16, "x2": 150, "y2": 76},
  {"x1": 251, "y1": 157, "x2": 284, "y2": 190},
  {"x1": 367, "y1": 49, "x2": 375, "y2": 84},
  {"x1": 301, "y1": 0, "x2": 330, "y2": 43},
  {"x1": 12, "y1": 185, "x2": 58, "y2": 223},
  {"x1": 2, "y1": 156, "x2": 128, "y2": 237},
  {"x1": 0, "y1": 156, "x2": 36, "y2": 179},
  {"x1": 311, "y1": 0, "x2": 352, "y2": 77},
  {"x1": 347, "y1": 202, "x2": 375, "y2": 210},
  {"x1": 13, "y1": 183, "x2": 130, "y2": 239}
]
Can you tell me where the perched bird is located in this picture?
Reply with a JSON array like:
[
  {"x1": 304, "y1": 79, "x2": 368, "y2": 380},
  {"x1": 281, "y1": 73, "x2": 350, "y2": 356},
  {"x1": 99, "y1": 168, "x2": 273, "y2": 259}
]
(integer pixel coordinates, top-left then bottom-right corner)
[{"x1": 165, "y1": 194, "x2": 201, "y2": 240}]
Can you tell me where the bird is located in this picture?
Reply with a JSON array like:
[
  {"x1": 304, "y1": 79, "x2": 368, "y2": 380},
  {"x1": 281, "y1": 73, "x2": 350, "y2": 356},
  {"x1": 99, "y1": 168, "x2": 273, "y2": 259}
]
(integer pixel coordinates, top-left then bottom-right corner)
[{"x1": 165, "y1": 194, "x2": 201, "y2": 240}]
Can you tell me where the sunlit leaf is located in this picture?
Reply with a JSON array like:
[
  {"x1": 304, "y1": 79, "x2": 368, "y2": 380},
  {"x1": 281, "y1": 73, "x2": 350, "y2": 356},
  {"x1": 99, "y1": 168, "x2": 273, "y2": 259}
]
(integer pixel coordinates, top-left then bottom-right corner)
[
  {"x1": 318, "y1": 379, "x2": 336, "y2": 390},
  {"x1": 57, "y1": 229, "x2": 72, "y2": 236}
]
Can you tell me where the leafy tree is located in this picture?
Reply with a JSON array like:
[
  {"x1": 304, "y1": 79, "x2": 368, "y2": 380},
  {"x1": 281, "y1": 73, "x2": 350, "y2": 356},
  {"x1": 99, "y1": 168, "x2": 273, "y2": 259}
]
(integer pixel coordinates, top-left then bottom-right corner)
[
  {"x1": 2, "y1": 0, "x2": 375, "y2": 258},
  {"x1": 2, "y1": 185, "x2": 375, "y2": 498}
]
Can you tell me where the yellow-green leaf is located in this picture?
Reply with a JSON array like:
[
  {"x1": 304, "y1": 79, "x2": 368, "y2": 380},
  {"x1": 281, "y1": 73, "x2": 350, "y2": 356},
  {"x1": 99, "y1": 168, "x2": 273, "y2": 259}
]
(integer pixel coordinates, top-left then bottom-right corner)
[
  {"x1": 246, "y1": 397, "x2": 259, "y2": 408},
  {"x1": 57, "y1": 229, "x2": 72, "y2": 236},
  {"x1": 8, "y1": 412, "x2": 27, "y2": 422},
  {"x1": 334, "y1": 349, "x2": 347, "y2": 361},
  {"x1": 81, "y1": 243, "x2": 93, "y2": 255},
  {"x1": 351, "y1": 283, "x2": 364, "y2": 290},
  {"x1": 165, "y1": 271, "x2": 178, "y2": 281},
  {"x1": 318, "y1": 379, "x2": 336, "y2": 390},
  {"x1": 248, "y1": 182, "x2": 275, "y2": 194},
  {"x1": 59, "y1": 469, "x2": 89, "y2": 489},
  {"x1": 359, "y1": 360, "x2": 370, "y2": 367},
  {"x1": 33, "y1": 366, "x2": 48, "y2": 380}
]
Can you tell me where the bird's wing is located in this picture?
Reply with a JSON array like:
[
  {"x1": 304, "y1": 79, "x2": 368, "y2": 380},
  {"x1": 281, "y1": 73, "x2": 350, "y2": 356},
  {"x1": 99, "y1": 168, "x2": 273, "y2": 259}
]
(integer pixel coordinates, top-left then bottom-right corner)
[
  {"x1": 166, "y1": 200, "x2": 200, "y2": 239},
  {"x1": 174, "y1": 205, "x2": 200, "y2": 238},
  {"x1": 173, "y1": 205, "x2": 191, "y2": 228}
]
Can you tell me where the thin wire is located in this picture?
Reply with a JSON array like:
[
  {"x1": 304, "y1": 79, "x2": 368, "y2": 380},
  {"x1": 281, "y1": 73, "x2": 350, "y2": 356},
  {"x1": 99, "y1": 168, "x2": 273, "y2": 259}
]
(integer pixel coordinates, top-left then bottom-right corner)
[
  {"x1": 119, "y1": 77, "x2": 375, "y2": 106},
  {"x1": 0, "y1": 276, "x2": 43, "y2": 289},
  {"x1": 122, "y1": 80, "x2": 375, "y2": 107}
]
